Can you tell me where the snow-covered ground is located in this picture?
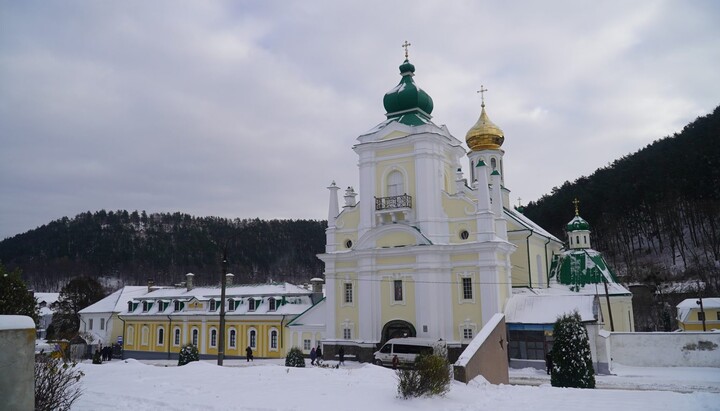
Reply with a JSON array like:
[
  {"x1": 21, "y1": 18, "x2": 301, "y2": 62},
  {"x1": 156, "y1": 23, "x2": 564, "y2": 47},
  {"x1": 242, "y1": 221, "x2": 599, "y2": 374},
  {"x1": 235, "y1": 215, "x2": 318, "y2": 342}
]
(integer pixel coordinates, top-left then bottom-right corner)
[{"x1": 71, "y1": 359, "x2": 719, "y2": 411}]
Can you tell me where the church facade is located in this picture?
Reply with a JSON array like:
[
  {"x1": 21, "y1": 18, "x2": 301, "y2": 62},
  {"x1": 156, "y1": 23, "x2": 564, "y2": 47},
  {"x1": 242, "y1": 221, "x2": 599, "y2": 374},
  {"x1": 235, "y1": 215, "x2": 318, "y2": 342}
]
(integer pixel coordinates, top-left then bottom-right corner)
[{"x1": 317, "y1": 51, "x2": 567, "y2": 361}]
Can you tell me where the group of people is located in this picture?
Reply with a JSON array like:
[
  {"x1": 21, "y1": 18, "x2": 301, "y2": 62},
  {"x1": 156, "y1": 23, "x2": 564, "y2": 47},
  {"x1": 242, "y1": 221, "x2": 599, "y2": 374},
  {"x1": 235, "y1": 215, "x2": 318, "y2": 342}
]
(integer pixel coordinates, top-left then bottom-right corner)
[
  {"x1": 309, "y1": 345, "x2": 323, "y2": 365},
  {"x1": 92, "y1": 344, "x2": 114, "y2": 364}
]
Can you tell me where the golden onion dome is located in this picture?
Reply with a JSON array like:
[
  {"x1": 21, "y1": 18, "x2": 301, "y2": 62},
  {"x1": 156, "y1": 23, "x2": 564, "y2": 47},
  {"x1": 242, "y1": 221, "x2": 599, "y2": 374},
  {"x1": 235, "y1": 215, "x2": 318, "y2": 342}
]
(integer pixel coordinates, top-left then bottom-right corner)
[{"x1": 465, "y1": 103, "x2": 504, "y2": 151}]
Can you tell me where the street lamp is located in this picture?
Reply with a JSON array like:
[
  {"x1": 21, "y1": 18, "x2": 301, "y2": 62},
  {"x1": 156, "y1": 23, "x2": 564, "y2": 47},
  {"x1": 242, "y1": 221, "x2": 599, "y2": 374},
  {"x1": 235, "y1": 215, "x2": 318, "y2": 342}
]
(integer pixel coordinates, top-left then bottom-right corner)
[{"x1": 218, "y1": 249, "x2": 228, "y2": 365}]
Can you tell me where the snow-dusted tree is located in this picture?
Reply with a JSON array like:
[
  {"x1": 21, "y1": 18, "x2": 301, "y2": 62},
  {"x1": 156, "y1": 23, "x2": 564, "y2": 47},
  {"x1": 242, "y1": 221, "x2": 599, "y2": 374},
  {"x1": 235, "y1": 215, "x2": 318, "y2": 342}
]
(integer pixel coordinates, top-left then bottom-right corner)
[
  {"x1": 52, "y1": 277, "x2": 106, "y2": 339},
  {"x1": 178, "y1": 344, "x2": 199, "y2": 366},
  {"x1": 284, "y1": 347, "x2": 306, "y2": 367},
  {"x1": 0, "y1": 264, "x2": 38, "y2": 324},
  {"x1": 550, "y1": 312, "x2": 595, "y2": 388}
]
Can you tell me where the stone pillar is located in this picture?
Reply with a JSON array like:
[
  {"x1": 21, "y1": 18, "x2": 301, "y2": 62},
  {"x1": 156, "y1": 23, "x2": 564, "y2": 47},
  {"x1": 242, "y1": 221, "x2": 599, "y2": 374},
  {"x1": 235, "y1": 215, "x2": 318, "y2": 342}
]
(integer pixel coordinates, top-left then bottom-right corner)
[{"x1": 0, "y1": 315, "x2": 36, "y2": 411}]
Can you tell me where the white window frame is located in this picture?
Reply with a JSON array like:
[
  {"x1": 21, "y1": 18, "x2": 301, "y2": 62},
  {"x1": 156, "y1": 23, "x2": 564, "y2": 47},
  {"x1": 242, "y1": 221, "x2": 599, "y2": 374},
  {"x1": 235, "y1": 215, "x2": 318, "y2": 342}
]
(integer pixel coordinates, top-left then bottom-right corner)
[
  {"x1": 157, "y1": 327, "x2": 165, "y2": 346},
  {"x1": 269, "y1": 298, "x2": 277, "y2": 312},
  {"x1": 269, "y1": 328, "x2": 278, "y2": 351},
  {"x1": 386, "y1": 169, "x2": 405, "y2": 197},
  {"x1": 191, "y1": 327, "x2": 199, "y2": 347},
  {"x1": 173, "y1": 327, "x2": 181, "y2": 346},
  {"x1": 392, "y1": 279, "x2": 405, "y2": 305},
  {"x1": 342, "y1": 281, "x2": 354, "y2": 306},
  {"x1": 248, "y1": 328, "x2": 257, "y2": 350},
  {"x1": 228, "y1": 328, "x2": 237, "y2": 349},
  {"x1": 126, "y1": 326, "x2": 134, "y2": 346},
  {"x1": 303, "y1": 339, "x2": 311, "y2": 351},
  {"x1": 459, "y1": 321, "x2": 477, "y2": 343},
  {"x1": 248, "y1": 298, "x2": 258, "y2": 312},
  {"x1": 457, "y1": 272, "x2": 476, "y2": 304},
  {"x1": 341, "y1": 319, "x2": 353, "y2": 340},
  {"x1": 141, "y1": 326, "x2": 149, "y2": 346},
  {"x1": 210, "y1": 328, "x2": 217, "y2": 348},
  {"x1": 100, "y1": 318, "x2": 105, "y2": 330}
]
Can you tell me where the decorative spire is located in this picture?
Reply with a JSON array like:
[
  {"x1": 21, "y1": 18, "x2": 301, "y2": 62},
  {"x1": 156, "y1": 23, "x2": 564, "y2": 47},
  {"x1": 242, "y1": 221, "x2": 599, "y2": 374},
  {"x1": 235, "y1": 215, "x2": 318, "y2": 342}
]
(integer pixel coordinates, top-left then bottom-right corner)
[
  {"x1": 465, "y1": 86, "x2": 504, "y2": 151},
  {"x1": 477, "y1": 85, "x2": 488, "y2": 108},
  {"x1": 573, "y1": 198, "x2": 580, "y2": 216},
  {"x1": 402, "y1": 40, "x2": 412, "y2": 60}
]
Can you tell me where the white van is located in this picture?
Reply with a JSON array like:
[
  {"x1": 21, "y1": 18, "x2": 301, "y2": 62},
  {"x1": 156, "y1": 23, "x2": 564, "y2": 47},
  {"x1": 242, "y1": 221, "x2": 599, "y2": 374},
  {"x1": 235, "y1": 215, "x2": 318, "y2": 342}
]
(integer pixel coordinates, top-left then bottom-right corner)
[{"x1": 373, "y1": 338, "x2": 447, "y2": 367}]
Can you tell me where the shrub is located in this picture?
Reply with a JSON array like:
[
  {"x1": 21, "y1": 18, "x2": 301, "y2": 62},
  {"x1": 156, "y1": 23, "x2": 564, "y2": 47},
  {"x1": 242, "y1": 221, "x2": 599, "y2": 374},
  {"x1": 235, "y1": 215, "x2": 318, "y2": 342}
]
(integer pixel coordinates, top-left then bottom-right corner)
[
  {"x1": 397, "y1": 353, "x2": 451, "y2": 399},
  {"x1": 35, "y1": 355, "x2": 84, "y2": 411},
  {"x1": 550, "y1": 312, "x2": 596, "y2": 388},
  {"x1": 178, "y1": 344, "x2": 199, "y2": 366},
  {"x1": 285, "y1": 347, "x2": 306, "y2": 367}
]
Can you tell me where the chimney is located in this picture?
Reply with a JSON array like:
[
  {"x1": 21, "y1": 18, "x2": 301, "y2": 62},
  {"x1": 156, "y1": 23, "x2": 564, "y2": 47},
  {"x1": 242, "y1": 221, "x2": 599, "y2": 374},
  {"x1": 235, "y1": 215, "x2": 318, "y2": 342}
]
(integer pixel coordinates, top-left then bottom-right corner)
[
  {"x1": 226, "y1": 273, "x2": 234, "y2": 286},
  {"x1": 310, "y1": 277, "x2": 324, "y2": 304},
  {"x1": 147, "y1": 279, "x2": 155, "y2": 293},
  {"x1": 186, "y1": 273, "x2": 195, "y2": 291}
]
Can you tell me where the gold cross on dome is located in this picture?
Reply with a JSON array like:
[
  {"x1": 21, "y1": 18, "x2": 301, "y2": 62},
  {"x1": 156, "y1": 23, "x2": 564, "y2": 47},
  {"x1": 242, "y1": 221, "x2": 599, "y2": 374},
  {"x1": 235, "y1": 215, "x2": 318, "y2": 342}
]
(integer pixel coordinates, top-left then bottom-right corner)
[
  {"x1": 477, "y1": 85, "x2": 488, "y2": 106},
  {"x1": 402, "y1": 40, "x2": 412, "y2": 59},
  {"x1": 573, "y1": 198, "x2": 580, "y2": 216}
]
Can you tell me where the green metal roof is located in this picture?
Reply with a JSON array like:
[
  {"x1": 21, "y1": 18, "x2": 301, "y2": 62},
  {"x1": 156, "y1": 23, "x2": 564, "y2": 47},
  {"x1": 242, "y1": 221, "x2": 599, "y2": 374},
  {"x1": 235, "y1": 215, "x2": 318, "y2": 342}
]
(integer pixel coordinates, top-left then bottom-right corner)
[{"x1": 549, "y1": 250, "x2": 619, "y2": 292}]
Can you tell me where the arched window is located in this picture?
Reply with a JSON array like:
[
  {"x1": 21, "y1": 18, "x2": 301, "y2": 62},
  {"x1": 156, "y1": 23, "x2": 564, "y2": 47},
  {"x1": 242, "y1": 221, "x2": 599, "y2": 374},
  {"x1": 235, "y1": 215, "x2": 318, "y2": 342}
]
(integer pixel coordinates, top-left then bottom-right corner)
[
  {"x1": 173, "y1": 327, "x2": 181, "y2": 346},
  {"x1": 576, "y1": 235, "x2": 580, "y2": 244},
  {"x1": 491, "y1": 157, "x2": 497, "y2": 170},
  {"x1": 210, "y1": 328, "x2": 217, "y2": 348},
  {"x1": 584, "y1": 235, "x2": 587, "y2": 244},
  {"x1": 192, "y1": 328, "x2": 199, "y2": 347},
  {"x1": 248, "y1": 328, "x2": 257, "y2": 349},
  {"x1": 269, "y1": 328, "x2": 278, "y2": 351},
  {"x1": 387, "y1": 170, "x2": 404, "y2": 196},
  {"x1": 141, "y1": 326, "x2": 149, "y2": 346},
  {"x1": 229, "y1": 328, "x2": 237, "y2": 348},
  {"x1": 127, "y1": 326, "x2": 134, "y2": 346},
  {"x1": 157, "y1": 327, "x2": 165, "y2": 346}
]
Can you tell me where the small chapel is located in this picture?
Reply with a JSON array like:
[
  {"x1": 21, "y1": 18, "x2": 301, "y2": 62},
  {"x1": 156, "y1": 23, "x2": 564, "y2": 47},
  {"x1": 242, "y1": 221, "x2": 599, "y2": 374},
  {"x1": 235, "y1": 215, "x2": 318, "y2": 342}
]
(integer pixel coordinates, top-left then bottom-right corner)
[{"x1": 289, "y1": 45, "x2": 633, "y2": 367}]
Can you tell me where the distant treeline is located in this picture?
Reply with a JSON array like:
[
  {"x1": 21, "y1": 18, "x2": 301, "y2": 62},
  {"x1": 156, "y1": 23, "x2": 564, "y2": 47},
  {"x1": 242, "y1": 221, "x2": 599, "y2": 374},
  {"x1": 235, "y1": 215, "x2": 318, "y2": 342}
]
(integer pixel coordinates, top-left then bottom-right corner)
[
  {"x1": 524, "y1": 105, "x2": 720, "y2": 293},
  {"x1": 0, "y1": 211, "x2": 327, "y2": 291}
]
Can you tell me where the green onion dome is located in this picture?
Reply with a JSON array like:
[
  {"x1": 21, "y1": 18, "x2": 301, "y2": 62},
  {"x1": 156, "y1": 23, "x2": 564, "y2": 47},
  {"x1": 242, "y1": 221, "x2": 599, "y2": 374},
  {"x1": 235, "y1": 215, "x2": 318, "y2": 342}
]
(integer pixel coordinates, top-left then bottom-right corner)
[
  {"x1": 383, "y1": 59, "x2": 434, "y2": 119},
  {"x1": 566, "y1": 215, "x2": 590, "y2": 232}
]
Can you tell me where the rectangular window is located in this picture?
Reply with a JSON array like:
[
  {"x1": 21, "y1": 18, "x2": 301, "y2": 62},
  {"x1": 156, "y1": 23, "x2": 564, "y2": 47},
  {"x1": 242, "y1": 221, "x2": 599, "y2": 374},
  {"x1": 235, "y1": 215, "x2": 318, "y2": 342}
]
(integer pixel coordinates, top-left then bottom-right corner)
[
  {"x1": 89, "y1": 319, "x2": 93, "y2": 330},
  {"x1": 100, "y1": 318, "x2": 105, "y2": 330},
  {"x1": 269, "y1": 298, "x2": 277, "y2": 311},
  {"x1": 344, "y1": 283, "x2": 353, "y2": 304},
  {"x1": 393, "y1": 280, "x2": 403, "y2": 302},
  {"x1": 229, "y1": 330, "x2": 236, "y2": 348},
  {"x1": 271, "y1": 331, "x2": 278, "y2": 349},
  {"x1": 174, "y1": 329, "x2": 181, "y2": 346},
  {"x1": 228, "y1": 299, "x2": 235, "y2": 311},
  {"x1": 303, "y1": 339, "x2": 311, "y2": 350},
  {"x1": 343, "y1": 328, "x2": 352, "y2": 339},
  {"x1": 209, "y1": 300, "x2": 216, "y2": 311},
  {"x1": 698, "y1": 311, "x2": 705, "y2": 321},
  {"x1": 249, "y1": 299, "x2": 257, "y2": 312},
  {"x1": 462, "y1": 277, "x2": 473, "y2": 300},
  {"x1": 463, "y1": 328, "x2": 473, "y2": 339},
  {"x1": 210, "y1": 330, "x2": 217, "y2": 347}
]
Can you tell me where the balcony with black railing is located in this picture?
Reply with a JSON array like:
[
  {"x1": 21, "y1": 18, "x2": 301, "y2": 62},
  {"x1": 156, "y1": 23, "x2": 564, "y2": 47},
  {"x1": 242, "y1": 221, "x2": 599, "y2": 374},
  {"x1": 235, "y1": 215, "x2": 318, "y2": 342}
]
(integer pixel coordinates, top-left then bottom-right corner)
[{"x1": 375, "y1": 194, "x2": 412, "y2": 211}]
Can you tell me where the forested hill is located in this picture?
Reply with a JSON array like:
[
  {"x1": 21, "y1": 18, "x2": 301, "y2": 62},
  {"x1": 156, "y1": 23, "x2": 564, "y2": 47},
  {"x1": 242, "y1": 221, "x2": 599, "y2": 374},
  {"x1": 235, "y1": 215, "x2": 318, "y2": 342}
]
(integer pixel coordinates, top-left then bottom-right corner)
[
  {"x1": 524, "y1": 105, "x2": 720, "y2": 291},
  {"x1": 0, "y1": 211, "x2": 327, "y2": 291}
]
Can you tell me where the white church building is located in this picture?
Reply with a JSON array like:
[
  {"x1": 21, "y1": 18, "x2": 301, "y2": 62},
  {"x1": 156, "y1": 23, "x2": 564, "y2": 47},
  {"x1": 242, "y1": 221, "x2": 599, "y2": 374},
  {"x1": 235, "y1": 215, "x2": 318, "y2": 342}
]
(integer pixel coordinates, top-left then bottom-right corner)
[{"x1": 287, "y1": 48, "x2": 632, "y2": 365}]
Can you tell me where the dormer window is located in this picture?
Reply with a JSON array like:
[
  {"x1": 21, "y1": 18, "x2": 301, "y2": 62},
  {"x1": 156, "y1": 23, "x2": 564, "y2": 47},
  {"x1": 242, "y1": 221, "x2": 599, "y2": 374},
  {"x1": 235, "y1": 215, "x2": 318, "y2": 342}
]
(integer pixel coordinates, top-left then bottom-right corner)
[
  {"x1": 248, "y1": 298, "x2": 258, "y2": 312},
  {"x1": 269, "y1": 298, "x2": 277, "y2": 312},
  {"x1": 228, "y1": 298, "x2": 235, "y2": 311},
  {"x1": 173, "y1": 300, "x2": 184, "y2": 312},
  {"x1": 142, "y1": 301, "x2": 150, "y2": 312},
  {"x1": 209, "y1": 299, "x2": 217, "y2": 311}
]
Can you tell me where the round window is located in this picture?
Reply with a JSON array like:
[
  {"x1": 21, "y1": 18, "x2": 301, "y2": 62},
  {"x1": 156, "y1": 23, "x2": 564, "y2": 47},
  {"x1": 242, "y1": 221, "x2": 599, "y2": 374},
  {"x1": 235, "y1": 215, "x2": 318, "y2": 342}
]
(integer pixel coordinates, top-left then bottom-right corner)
[
  {"x1": 345, "y1": 240, "x2": 353, "y2": 249},
  {"x1": 460, "y1": 230, "x2": 469, "y2": 240}
]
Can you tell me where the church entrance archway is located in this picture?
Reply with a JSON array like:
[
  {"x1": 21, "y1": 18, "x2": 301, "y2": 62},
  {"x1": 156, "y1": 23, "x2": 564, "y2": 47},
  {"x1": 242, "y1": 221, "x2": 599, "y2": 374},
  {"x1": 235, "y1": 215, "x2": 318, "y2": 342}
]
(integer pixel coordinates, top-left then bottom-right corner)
[{"x1": 381, "y1": 320, "x2": 416, "y2": 344}]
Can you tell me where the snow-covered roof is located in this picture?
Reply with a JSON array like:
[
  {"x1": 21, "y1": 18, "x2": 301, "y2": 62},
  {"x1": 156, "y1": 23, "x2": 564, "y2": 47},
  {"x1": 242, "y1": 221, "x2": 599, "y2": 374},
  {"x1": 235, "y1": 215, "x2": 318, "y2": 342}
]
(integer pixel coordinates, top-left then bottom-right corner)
[
  {"x1": 79, "y1": 286, "x2": 148, "y2": 314},
  {"x1": 549, "y1": 248, "x2": 631, "y2": 295},
  {"x1": 287, "y1": 298, "x2": 326, "y2": 327},
  {"x1": 505, "y1": 290, "x2": 597, "y2": 324},
  {"x1": 35, "y1": 292, "x2": 60, "y2": 306},
  {"x1": 505, "y1": 207, "x2": 562, "y2": 243},
  {"x1": 677, "y1": 298, "x2": 720, "y2": 323},
  {"x1": 135, "y1": 282, "x2": 311, "y2": 300}
]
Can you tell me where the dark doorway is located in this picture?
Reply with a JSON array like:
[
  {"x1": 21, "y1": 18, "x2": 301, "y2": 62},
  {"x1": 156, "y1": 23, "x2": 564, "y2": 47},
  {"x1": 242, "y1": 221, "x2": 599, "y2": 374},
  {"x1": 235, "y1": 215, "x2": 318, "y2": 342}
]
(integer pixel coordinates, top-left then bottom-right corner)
[{"x1": 381, "y1": 320, "x2": 416, "y2": 343}]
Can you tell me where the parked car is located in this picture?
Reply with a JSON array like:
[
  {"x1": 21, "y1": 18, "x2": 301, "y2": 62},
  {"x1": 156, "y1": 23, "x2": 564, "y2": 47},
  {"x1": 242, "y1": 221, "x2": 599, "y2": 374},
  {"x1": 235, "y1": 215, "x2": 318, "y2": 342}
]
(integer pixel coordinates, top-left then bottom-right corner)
[{"x1": 373, "y1": 337, "x2": 447, "y2": 367}]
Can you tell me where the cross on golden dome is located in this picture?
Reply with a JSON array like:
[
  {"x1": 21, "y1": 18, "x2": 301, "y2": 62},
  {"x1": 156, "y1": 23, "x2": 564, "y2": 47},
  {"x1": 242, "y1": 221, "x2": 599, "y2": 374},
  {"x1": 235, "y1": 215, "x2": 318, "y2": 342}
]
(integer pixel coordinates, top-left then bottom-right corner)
[
  {"x1": 573, "y1": 198, "x2": 580, "y2": 216},
  {"x1": 402, "y1": 40, "x2": 412, "y2": 59},
  {"x1": 477, "y1": 85, "x2": 488, "y2": 107}
]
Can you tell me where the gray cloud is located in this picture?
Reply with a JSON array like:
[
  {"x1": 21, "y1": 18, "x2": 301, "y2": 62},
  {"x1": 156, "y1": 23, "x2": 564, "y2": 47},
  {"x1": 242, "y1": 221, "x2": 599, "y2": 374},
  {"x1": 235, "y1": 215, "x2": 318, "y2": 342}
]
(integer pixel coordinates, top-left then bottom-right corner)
[{"x1": 1, "y1": 0, "x2": 719, "y2": 239}]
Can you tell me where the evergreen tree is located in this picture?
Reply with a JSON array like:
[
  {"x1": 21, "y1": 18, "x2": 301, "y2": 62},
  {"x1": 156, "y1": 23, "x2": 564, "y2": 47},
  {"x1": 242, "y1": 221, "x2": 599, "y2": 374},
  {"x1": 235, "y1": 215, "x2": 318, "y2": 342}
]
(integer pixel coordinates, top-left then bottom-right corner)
[
  {"x1": 178, "y1": 344, "x2": 199, "y2": 366},
  {"x1": 0, "y1": 263, "x2": 38, "y2": 324},
  {"x1": 284, "y1": 347, "x2": 306, "y2": 367},
  {"x1": 550, "y1": 312, "x2": 596, "y2": 388},
  {"x1": 52, "y1": 277, "x2": 106, "y2": 339}
]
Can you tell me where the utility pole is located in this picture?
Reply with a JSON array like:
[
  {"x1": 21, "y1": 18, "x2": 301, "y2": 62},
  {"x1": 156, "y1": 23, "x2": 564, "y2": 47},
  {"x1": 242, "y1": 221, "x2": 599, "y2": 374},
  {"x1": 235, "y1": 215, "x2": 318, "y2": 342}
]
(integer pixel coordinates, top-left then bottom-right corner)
[
  {"x1": 603, "y1": 277, "x2": 615, "y2": 332},
  {"x1": 697, "y1": 280, "x2": 706, "y2": 332},
  {"x1": 218, "y1": 249, "x2": 228, "y2": 366}
]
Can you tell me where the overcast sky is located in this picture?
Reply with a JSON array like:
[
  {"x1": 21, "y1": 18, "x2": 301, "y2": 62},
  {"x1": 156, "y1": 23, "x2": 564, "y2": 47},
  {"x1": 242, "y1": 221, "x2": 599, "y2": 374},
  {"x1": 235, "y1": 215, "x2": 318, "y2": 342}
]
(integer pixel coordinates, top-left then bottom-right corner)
[{"x1": 1, "y1": 1, "x2": 719, "y2": 240}]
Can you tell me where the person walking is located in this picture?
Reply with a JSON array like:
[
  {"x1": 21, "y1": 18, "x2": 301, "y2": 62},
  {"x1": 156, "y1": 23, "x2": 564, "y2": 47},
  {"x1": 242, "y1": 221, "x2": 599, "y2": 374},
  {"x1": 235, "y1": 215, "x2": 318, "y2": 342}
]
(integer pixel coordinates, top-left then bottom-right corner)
[
  {"x1": 315, "y1": 346, "x2": 323, "y2": 365},
  {"x1": 338, "y1": 346, "x2": 345, "y2": 366},
  {"x1": 310, "y1": 347, "x2": 317, "y2": 365},
  {"x1": 246, "y1": 346, "x2": 254, "y2": 362}
]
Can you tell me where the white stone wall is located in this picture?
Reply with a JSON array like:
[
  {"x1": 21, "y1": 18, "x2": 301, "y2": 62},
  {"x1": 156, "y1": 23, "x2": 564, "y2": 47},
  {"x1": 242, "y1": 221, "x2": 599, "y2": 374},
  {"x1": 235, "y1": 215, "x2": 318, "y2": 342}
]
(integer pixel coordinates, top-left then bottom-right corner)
[{"x1": 607, "y1": 332, "x2": 720, "y2": 368}]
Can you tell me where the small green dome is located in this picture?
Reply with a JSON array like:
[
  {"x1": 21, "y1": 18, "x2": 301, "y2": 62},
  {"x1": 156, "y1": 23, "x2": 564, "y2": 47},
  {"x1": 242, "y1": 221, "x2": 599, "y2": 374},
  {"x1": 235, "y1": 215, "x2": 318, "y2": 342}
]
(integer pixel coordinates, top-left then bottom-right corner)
[
  {"x1": 383, "y1": 59, "x2": 434, "y2": 120},
  {"x1": 566, "y1": 215, "x2": 590, "y2": 232}
]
